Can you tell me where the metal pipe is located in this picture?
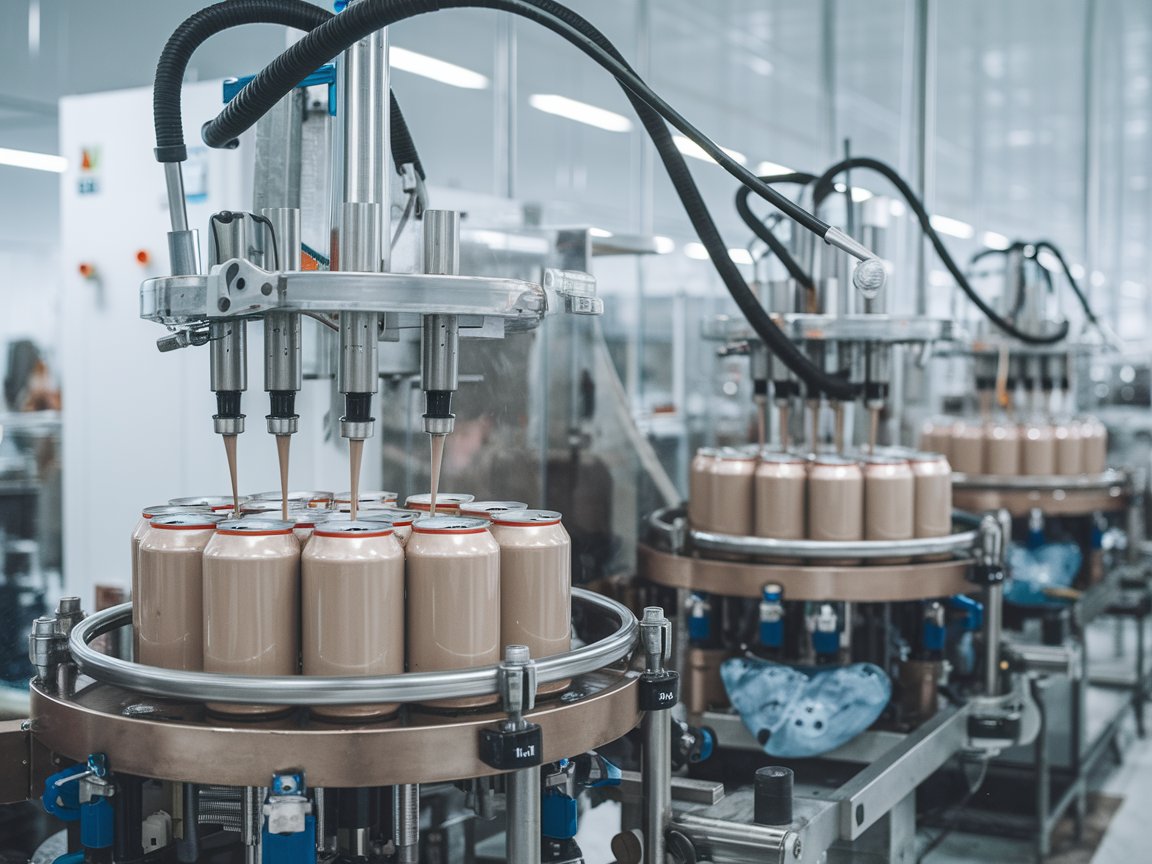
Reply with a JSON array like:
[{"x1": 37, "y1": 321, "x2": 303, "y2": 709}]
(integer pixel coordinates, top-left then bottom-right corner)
[
  {"x1": 506, "y1": 769, "x2": 540, "y2": 864},
  {"x1": 421, "y1": 210, "x2": 461, "y2": 436},
  {"x1": 209, "y1": 213, "x2": 249, "y2": 435},
  {"x1": 640, "y1": 607, "x2": 673, "y2": 864},
  {"x1": 164, "y1": 162, "x2": 189, "y2": 233},
  {"x1": 176, "y1": 784, "x2": 199, "y2": 863},
  {"x1": 262, "y1": 207, "x2": 303, "y2": 435},
  {"x1": 670, "y1": 814, "x2": 790, "y2": 864},
  {"x1": 243, "y1": 786, "x2": 259, "y2": 864},
  {"x1": 392, "y1": 784, "x2": 420, "y2": 864},
  {"x1": 984, "y1": 582, "x2": 1004, "y2": 696},
  {"x1": 70, "y1": 590, "x2": 636, "y2": 705}
]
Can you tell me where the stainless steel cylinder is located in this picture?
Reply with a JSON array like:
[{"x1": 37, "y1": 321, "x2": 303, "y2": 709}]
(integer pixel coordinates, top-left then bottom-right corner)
[
  {"x1": 984, "y1": 582, "x2": 1004, "y2": 696},
  {"x1": 422, "y1": 209, "x2": 460, "y2": 275},
  {"x1": 642, "y1": 697, "x2": 671, "y2": 864},
  {"x1": 262, "y1": 208, "x2": 302, "y2": 408},
  {"x1": 393, "y1": 784, "x2": 419, "y2": 864},
  {"x1": 507, "y1": 768, "x2": 541, "y2": 864}
]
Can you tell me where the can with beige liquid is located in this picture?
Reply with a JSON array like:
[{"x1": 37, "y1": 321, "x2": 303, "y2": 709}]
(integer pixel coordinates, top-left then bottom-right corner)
[
  {"x1": 406, "y1": 516, "x2": 500, "y2": 709},
  {"x1": 202, "y1": 519, "x2": 301, "y2": 717},
  {"x1": 137, "y1": 513, "x2": 223, "y2": 671},
  {"x1": 488, "y1": 510, "x2": 572, "y2": 696},
  {"x1": 334, "y1": 491, "x2": 399, "y2": 511},
  {"x1": 688, "y1": 448, "x2": 719, "y2": 530},
  {"x1": 131, "y1": 503, "x2": 211, "y2": 654},
  {"x1": 170, "y1": 495, "x2": 249, "y2": 514},
  {"x1": 710, "y1": 449, "x2": 757, "y2": 536},
  {"x1": 910, "y1": 452, "x2": 953, "y2": 539},
  {"x1": 459, "y1": 501, "x2": 528, "y2": 521},
  {"x1": 358, "y1": 508, "x2": 419, "y2": 546},
  {"x1": 754, "y1": 453, "x2": 806, "y2": 555},
  {"x1": 302, "y1": 521, "x2": 405, "y2": 721},
  {"x1": 1054, "y1": 423, "x2": 1083, "y2": 475},
  {"x1": 252, "y1": 490, "x2": 334, "y2": 509},
  {"x1": 1021, "y1": 422, "x2": 1056, "y2": 476},
  {"x1": 984, "y1": 422, "x2": 1021, "y2": 476},
  {"x1": 807, "y1": 456, "x2": 864, "y2": 563},
  {"x1": 948, "y1": 423, "x2": 984, "y2": 475},
  {"x1": 405, "y1": 493, "x2": 475, "y2": 516},
  {"x1": 918, "y1": 419, "x2": 953, "y2": 459},
  {"x1": 1080, "y1": 418, "x2": 1108, "y2": 474}
]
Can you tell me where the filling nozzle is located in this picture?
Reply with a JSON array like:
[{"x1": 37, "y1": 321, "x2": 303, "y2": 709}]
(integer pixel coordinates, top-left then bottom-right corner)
[
  {"x1": 420, "y1": 210, "x2": 462, "y2": 437},
  {"x1": 337, "y1": 202, "x2": 383, "y2": 441},
  {"x1": 209, "y1": 212, "x2": 249, "y2": 435},
  {"x1": 864, "y1": 342, "x2": 892, "y2": 412},
  {"x1": 261, "y1": 208, "x2": 303, "y2": 436}
]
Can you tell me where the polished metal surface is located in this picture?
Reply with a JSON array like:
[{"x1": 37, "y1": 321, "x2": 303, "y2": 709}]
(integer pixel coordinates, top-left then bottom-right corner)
[
  {"x1": 985, "y1": 583, "x2": 1004, "y2": 697},
  {"x1": 261, "y1": 208, "x2": 302, "y2": 398},
  {"x1": 392, "y1": 783, "x2": 419, "y2": 864},
  {"x1": 29, "y1": 668, "x2": 639, "y2": 787},
  {"x1": 0, "y1": 719, "x2": 29, "y2": 805},
  {"x1": 67, "y1": 589, "x2": 635, "y2": 704},
  {"x1": 670, "y1": 814, "x2": 791, "y2": 864},
  {"x1": 953, "y1": 469, "x2": 1130, "y2": 517},
  {"x1": 953, "y1": 468, "x2": 1128, "y2": 491},
  {"x1": 506, "y1": 767, "x2": 541, "y2": 864},
  {"x1": 647, "y1": 506, "x2": 977, "y2": 561},
  {"x1": 703, "y1": 312, "x2": 955, "y2": 344},
  {"x1": 639, "y1": 543, "x2": 972, "y2": 602},
  {"x1": 163, "y1": 162, "x2": 189, "y2": 234}
]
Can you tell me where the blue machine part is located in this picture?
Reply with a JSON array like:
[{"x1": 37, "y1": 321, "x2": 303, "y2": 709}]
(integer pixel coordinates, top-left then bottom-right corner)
[
  {"x1": 697, "y1": 726, "x2": 715, "y2": 762},
  {"x1": 223, "y1": 64, "x2": 337, "y2": 115},
  {"x1": 811, "y1": 629, "x2": 840, "y2": 658},
  {"x1": 922, "y1": 607, "x2": 946, "y2": 653},
  {"x1": 262, "y1": 818, "x2": 316, "y2": 863},
  {"x1": 260, "y1": 771, "x2": 316, "y2": 863},
  {"x1": 948, "y1": 594, "x2": 983, "y2": 631},
  {"x1": 759, "y1": 585, "x2": 784, "y2": 649},
  {"x1": 43, "y1": 755, "x2": 114, "y2": 860},
  {"x1": 573, "y1": 752, "x2": 622, "y2": 789},
  {"x1": 1005, "y1": 541, "x2": 1082, "y2": 606},
  {"x1": 721, "y1": 657, "x2": 891, "y2": 759},
  {"x1": 542, "y1": 789, "x2": 579, "y2": 840},
  {"x1": 687, "y1": 593, "x2": 712, "y2": 643}
]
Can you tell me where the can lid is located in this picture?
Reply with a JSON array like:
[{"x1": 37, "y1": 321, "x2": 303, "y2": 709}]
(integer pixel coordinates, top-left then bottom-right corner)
[
  {"x1": 356, "y1": 508, "x2": 418, "y2": 526},
  {"x1": 313, "y1": 520, "x2": 394, "y2": 538},
  {"x1": 412, "y1": 515, "x2": 490, "y2": 534},
  {"x1": 757, "y1": 452, "x2": 805, "y2": 465},
  {"x1": 715, "y1": 447, "x2": 757, "y2": 461},
  {"x1": 909, "y1": 450, "x2": 949, "y2": 463},
  {"x1": 859, "y1": 454, "x2": 909, "y2": 466},
  {"x1": 142, "y1": 503, "x2": 211, "y2": 519},
  {"x1": 810, "y1": 455, "x2": 859, "y2": 467},
  {"x1": 333, "y1": 490, "x2": 398, "y2": 504},
  {"x1": 216, "y1": 518, "x2": 294, "y2": 536},
  {"x1": 491, "y1": 509, "x2": 563, "y2": 527},
  {"x1": 169, "y1": 495, "x2": 248, "y2": 511},
  {"x1": 149, "y1": 513, "x2": 224, "y2": 531},
  {"x1": 460, "y1": 501, "x2": 529, "y2": 518},
  {"x1": 694, "y1": 447, "x2": 720, "y2": 458},
  {"x1": 240, "y1": 499, "x2": 307, "y2": 516},
  {"x1": 405, "y1": 493, "x2": 476, "y2": 510},
  {"x1": 251, "y1": 490, "x2": 334, "y2": 505}
]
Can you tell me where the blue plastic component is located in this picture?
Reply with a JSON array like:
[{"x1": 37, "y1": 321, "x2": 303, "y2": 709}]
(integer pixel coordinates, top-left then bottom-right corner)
[
  {"x1": 721, "y1": 657, "x2": 891, "y2": 759},
  {"x1": 759, "y1": 619, "x2": 783, "y2": 649},
  {"x1": 42, "y1": 764, "x2": 86, "y2": 821},
  {"x1": 223, "y1": 64, "x2": 338, "y2": 116},
  {"x1": 262, "y1": 815, "x2": 316, "y2": 863},
  {"x1": 698, "y1": 727, "x2": 715, "y2": 762},
  {"x1": 81, "y1": 797, "x2": 114, "y2": 850},
  {"x1": 542, "y1": 790, "x2": 579, "y2": 840},
  {"x1": 50, "y1": 853, "x2": 83, "y2": 864},
  {"x1": 687, "y1": 593, "x2": 711, "y2": 643},
  {"x1": 922, "y1": 616, "x2": 946, "y2": 653},
  {"x1": 948, "y1": 594, "x2": 983, "y2": 631},
  {"x1": 42, "y1": 757, "x2": 113, "y2": 854},
  {"x1": 812, "y1": 629, "x2": 840, "y2": 657},
  {"x1": 1005, "y1": 541, "x2": 1082, "y2": 607}
]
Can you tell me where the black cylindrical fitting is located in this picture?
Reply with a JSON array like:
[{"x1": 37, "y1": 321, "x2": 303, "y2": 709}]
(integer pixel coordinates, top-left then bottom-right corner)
[
  {"x1": 215, "y1": 391, "x2": 241, "y2": 418},
  {"x1": 343, "y1": 392, "x2": 374, "y2": 423},
  {"x1": 113, "y1": 775, "x2": 145, "y2": 863},
  {"x1": 754, "y1": 766, "x2": 794, "y2": 826},
  {"x1": 269, "y1": 391, "x2": 296, "y2": 418},
  {"x1": 423, "y1": 390, "x2": 453, "y2": 419}
]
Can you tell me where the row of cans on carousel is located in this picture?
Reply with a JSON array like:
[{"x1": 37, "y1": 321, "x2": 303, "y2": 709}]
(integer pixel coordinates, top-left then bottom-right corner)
[
  {"x1": 129, "y1": 499, "x2": 570, "y2": 719},
  {"x1": 689, "y1": 446, "x2": 952, "y2": 546},
  {"x1": 919, "y1": 416, "x2": 1108, "y2": 477}
]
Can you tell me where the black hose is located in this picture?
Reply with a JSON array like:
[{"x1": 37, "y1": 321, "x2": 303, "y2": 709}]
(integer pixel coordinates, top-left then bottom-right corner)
[
  {"x1": 1031, "y1": 240, "x2": 1101, "y2": 325},
  {"x1": 735, "y1": 173, "x2": 817, "y2": 299},
  {"x1": 968, "y1": 243, "x2": 1048, "y2": 319},
  {"x1": 811, "y1": 157, "x2": 1069, "y2": 345},
  {"x1": 153, "y1": 0, "x2": 425, "y2": 179},
  {"x1": 195, "y1": 0, "x2": 857, "y2": 397}
]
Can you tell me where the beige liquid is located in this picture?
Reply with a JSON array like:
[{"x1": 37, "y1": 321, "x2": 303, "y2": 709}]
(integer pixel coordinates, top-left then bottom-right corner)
[
  {"x1": 808, "y1": 401, "x2": 819, "y2": 451},
  {"x1": 302, "y1": 529, "x2": 405, "y2": 720},
  {"x1": 406, "y1": 524, "x2": 501, "y2": 709},
  {"x1": 756, "y1": 406, "x2": 766, "y2": 451},
  {"x1": 489, "y1": 517, "x2": 572, "y2": 695},
  {"x1": 348, "y1": 438, "x2": 364, "y2": 521},
  {"x1": 778, "y1": 404, "x2": 790, "y2": 451},
  {"x1": 834, "y1": 404, "x2": 845, "y2": 453},
  {"x1": 223, "y1": 434, "x2": 240, "y2": 515},
  {"x1": 138, "y1": 523, "x2": 216, "y2": 671},
  {"x1": 430, "y1": 434, "x2": 446, "y2": 516},
  {"x1": 868, "y1": 407, "x2": 880, "y2": 455},
  {"x1": 277, "y1": 435, "x2": 291, "y2": 522},
  {"x1": 203, "y1": 529, "x2": 301, "y2": 716}
]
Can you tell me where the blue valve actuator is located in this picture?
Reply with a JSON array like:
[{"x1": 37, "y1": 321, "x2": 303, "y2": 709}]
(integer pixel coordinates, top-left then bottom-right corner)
[
  {"x1": 923, "y1": 617, "x2": 946, "y2": 653},
  {"x1": 542, "y1": 789, "x2": 579, "y2": 840},
  {"x1": 812, "y1": 630, "x2": 840, "y2": 657},
  {"x1": 948, "y1": 594, "x2": 984, "y2": 631}
]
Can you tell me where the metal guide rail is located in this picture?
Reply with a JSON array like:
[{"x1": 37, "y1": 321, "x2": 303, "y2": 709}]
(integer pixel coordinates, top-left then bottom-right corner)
[
  {"x1": 140, "y1": 261, "x2": 601, "y2": 328},
  {"x1": 703, "y1": 312, "x2": 956, "y2": 345},
  {"x1": 640, "y1": 506, "x2": 978, "y2": 601},
  {"x1": 952, "y1": 468, "x2": 1131, "y2": 517}
]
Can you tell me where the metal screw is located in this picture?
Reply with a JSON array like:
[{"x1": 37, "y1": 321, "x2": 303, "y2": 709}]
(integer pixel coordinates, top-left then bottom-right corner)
[
  {"x1": 218, "y1": 298, "x2": 231, "y2": 312},
  {"x1": 261, "y1": 282, "x2": 273, "y2": 296},
  {"x1": 793, "y1": 837, "x2": 802, "y2": 859}
]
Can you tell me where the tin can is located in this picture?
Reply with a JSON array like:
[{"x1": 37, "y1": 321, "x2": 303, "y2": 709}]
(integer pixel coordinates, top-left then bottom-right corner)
[
  {"x1": 754, "y1": 453, "x2": 807, "y2": 543},
  {"x1": 862, "y1": 456, "x2": 915, "y2": 542},
  {"x1": 1021, "y1": 422, "x2": 1056, "y2": 476},
  {"x1": 169, "y1": 495, "x2": 249, "y2": 513},
  {"x1": 405, "y1": 493, "x2": 475, "y2": 516},
  {"x1": 333, "y1": 490, "x2": 399, "y2": 511},
  {"x1": 488, "y1": 510, "x2": 572, "y2": 696},
  {"x1": 131, "y1": 503, "x2": 211, "y2": 655},
  {"x1": 807, "y1": 456, "x2": 863, "y2": 563},
  {"x1": 710, "y1": 448, "x2": 757, "y2": 536},
  {"x1": 202, "y1": 519, "x2": 301, "y2": 717},
  {"x1": 251, "y1": 490, "x2": 334, "y2": 509},
  {"x1": 137, "y1": 513, "x2": 222, "y2": 671},
  {"x1": 948, "y1": 422, "x2": 984, "y2": 475},
  {"x1": 302, "y1": 521, "x2": 405, "y2": 721},
  {"x1": 688, "y1": 448, "x2": 719, "y2": 530},
  {"x1": 459, "y1": 501, "x2": 529, "y2": 521},
  {"x1": 983, "y1": 422, "x2": 1021, "y2": 476},
  {"x1": 240, "y1": 499, "x2": 306, "y2": 517},
  {"x1": 406, "y1": 516, "x2": 500, "y2": 709},
  {"x1": 910, "y1": 452, "x2": 953, "y2": 539},
  {"x1": 1079, "y1": 418, "x2": 1108, "y2": 474},
  {"x1": 357, "y1": 508, "x2": 419, "y2": 547},
  {"x1": 918, "y1": 418, "x2": 952, "y2": 459},
  {"x1": 1054, "y1": 423, "x2": 1083, "y2": 475}
]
